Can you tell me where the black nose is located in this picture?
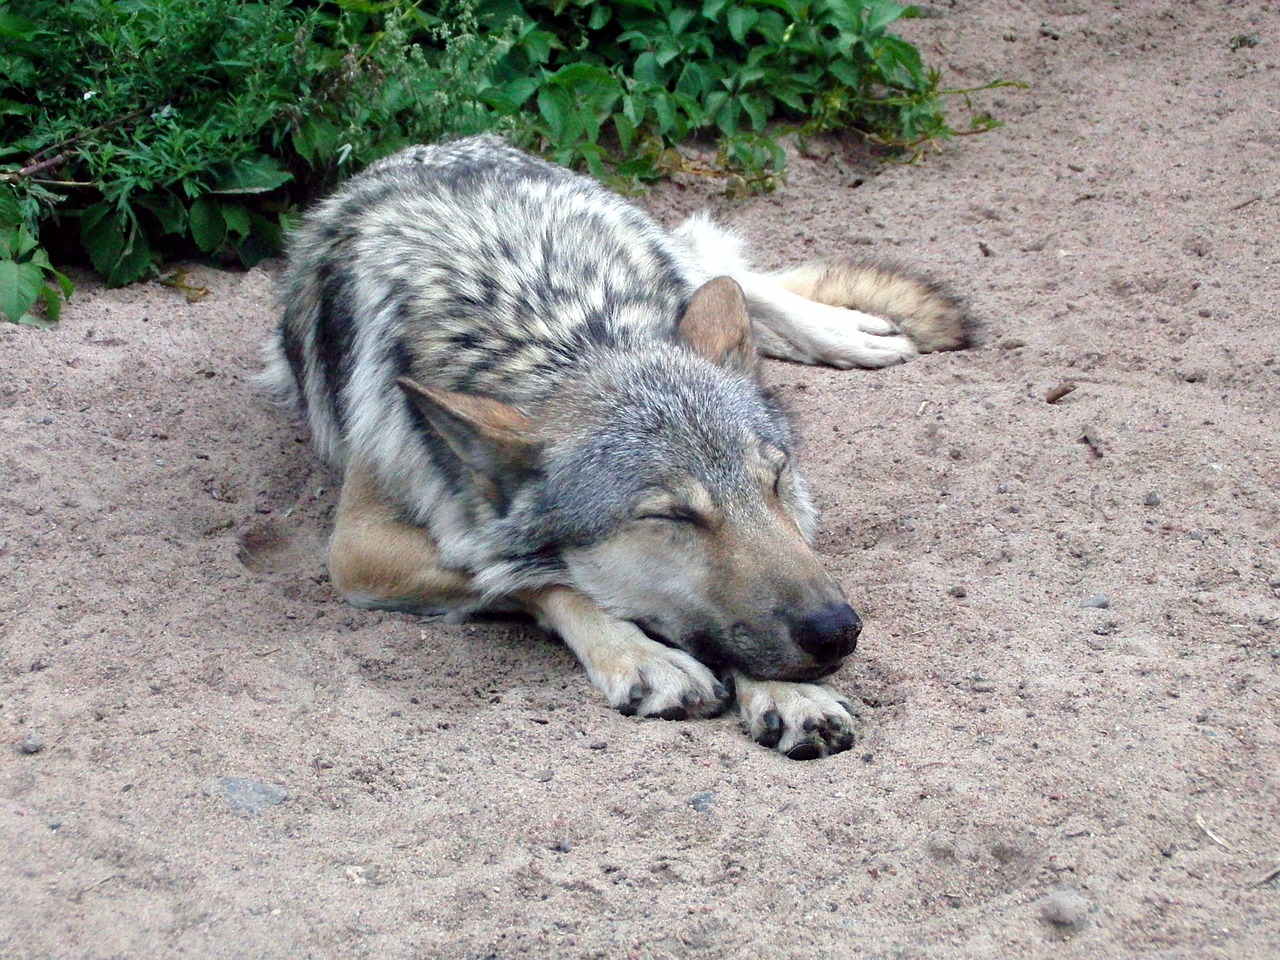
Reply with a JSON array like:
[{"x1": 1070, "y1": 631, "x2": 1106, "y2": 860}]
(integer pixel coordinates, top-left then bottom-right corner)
[{"x1": 794, "y1": 602, "x2": 862, "y2": 661}]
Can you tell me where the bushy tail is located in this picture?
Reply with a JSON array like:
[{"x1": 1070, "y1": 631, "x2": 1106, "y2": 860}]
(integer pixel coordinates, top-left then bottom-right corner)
[
  {"x1": 255, "y1": 331, "x2": 301, "y2": 408},
  {"x1": 773, "y1": 258, "x2": 967, "y2": 354}
]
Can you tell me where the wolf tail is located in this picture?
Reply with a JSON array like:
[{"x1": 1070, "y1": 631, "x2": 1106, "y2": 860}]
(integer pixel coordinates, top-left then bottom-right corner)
[{"x1": 771, "y1": 258, "x2": 967, "y2": 354}]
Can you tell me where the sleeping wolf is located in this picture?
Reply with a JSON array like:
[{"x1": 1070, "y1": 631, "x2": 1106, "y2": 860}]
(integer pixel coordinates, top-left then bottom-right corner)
[{"x1": 263, "y1": 135, "x2": 963, "y2": 759}]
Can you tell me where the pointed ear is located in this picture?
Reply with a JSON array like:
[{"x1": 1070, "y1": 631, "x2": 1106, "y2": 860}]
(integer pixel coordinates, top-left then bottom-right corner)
[
  {"x1": 676, "y1": 276, "x2": 757, "y2": 374},
  {"x1": 397, "y1": 377, "x2": 539, "y2": 481}
]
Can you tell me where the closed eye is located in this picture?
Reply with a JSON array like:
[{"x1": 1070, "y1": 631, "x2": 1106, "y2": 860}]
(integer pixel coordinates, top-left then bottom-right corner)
[{"x1": 637, "y1": 508, "x2": 706, "y2": 528}]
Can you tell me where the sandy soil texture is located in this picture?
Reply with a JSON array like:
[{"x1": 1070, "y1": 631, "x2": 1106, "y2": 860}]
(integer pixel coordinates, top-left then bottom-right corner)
[{"x1": 3, "y1": 1, "x2": 1278, "y2": 957}]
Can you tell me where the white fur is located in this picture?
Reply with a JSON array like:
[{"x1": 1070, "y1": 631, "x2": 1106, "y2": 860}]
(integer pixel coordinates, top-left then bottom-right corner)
[{"x1": 674, "y1": 214, "x2": 918, "y2": 368}]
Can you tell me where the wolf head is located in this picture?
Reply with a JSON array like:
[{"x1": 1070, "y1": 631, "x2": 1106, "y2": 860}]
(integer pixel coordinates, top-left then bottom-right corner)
[{"x1": 399, "y1": 278, "x2": 861, "y2": 681}]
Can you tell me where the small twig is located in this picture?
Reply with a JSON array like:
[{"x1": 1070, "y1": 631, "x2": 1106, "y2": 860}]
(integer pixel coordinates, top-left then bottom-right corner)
[
  {"x1": 1195, "y1": 814, "x2": 1233, "y2": 851},
  {"x1": 19, "y1": 153, "x2": 67, "y2": 178},
  {"x1": 0, "y1": 177, "x2": 99, "y2": 189},
  {"x1": 1045, "y1": 381, "x2": 1077, "y2": 404},
  {"x1": 1251, "y1": 863, "x2": 1280, "y2": 887},
  {"x1": 70, "y1": 873, "x2": 120, "y2": 903},
  {"x1": 1229, "y1": 194, "x2": 1263, "y2": 212}
]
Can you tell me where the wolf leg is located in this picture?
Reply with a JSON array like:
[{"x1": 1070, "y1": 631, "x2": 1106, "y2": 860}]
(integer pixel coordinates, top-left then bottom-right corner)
[
  {"x1": 531, "y1": 588, "x2": 731, "y2": 720},
  {"x1": 328, "y1": 462, "x2": 480, "y2": 615},
  {"x1": 673, "y1": 213, "x2": 963, "y2": 368},
  {"x1": 732, "y1": 673, "x2": 861, "y2": 759}
]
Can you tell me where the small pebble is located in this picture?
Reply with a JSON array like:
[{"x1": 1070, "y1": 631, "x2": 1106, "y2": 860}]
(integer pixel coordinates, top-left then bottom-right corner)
[
  {"x1": 204, "y1": 776, "x2": 288, "y2": 815},
  {"x1": 948, "y1": 585, "x2": 968, "y2": 598},
  {"x1": 550, "y1": 839, "x2": 572, "y2": 853},
  {"x1": 690, "y1": 791, "x2": 717, "y2": 812},
  {"x1": 534, "y1": 769, "x2": 554, "y2": 782},
  {"x1": 588, "y1": 741, "x2": 607, "y2": 751},
  {"x1": 18, "y1": 734, "x2": 45, "y2": 754},
  {"x1": 1039, "y1": 887, "x2": 1091, "y2": 927},
  {"x1": 1143, "y1": 491, "x2": 1161, "y2": 507},
  {"x1": 1080, "y1": 595, "x2": 1110, "y2": 609},
  {"x1": 1188, "y1": 530, "x2": 1207, "y2": 542}
]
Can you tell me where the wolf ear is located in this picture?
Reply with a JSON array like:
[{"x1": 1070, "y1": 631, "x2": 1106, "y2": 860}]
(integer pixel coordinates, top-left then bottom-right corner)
[
  {"x1": 397, "y1": 377, "x2": 540, "y2": 483},
  {"x1": 676, "y1": 276, "x2": 757, "y2": 374}
]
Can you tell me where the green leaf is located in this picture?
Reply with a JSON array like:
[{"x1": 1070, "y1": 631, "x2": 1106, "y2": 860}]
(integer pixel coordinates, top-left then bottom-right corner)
[
  {"x1": 37, "y1": 283, "x2": 64, "y2": 325},
  {"x1": 741, "y1": 92, "x2": 772, "y2": 131},
  {"x1": 1, "y1": 224, "x2": 37, "y2": 260},
  {"x1": 544, "y1": 63, "x2": 615, "y2": 88},
  {"x1": 634, "y1": 51, "x2": 660, "y2": 84},
  {"x1": 613, "y1": 113, "x2": 637, "y2": 153},
  {"x1": 189, "y1": 197, "x2": 226, "y2": 254},
  {"x1": 0, "y1": 97, "x2": 32, "y2": 118},
  {"x1": 726, "y1": 7, "x2": 757, "y2": 45},
  {"x1": 80, "y1": 203, "x2": 127, "y2": 277},
  {"x1": 675, "y1": 61, "x2": 709, "y2": 99},
  {"x1": 222, "y1": 203, "x2": 252, "y2": 239},
  {"x1": 211, "y1": 156, "x2": 293, "y2": 195},
  {"x1": 873, "y1": 35, "x2": 925, "y2": 89},
  {"x1": 292, "y1": 118, "x2": 343, "y2": 165},
  {"x1": 865, "y1": 1, "x2": 909, "y2": 33},
  {"x1": 0, "y1": 258, "x2": 44, "y2": 323},
  {"x1": 137, "y1": 192, "x2": 186, "y2": 236},
  {"x1": 828, "y1": 58, "x2": 865, "y2": 89},
  {"x1": 536, "y1": 85, "x2": 573, "y2": 141},
  {"x1": 106, "y1": 222, "x2": 152, "y2": 286},
  {"x1": 0, "y1": 12, "x2": 39, "y2": 40},
  {"x1": 667, "y1": 8, "x2": 696, "y2": 36},
  {"x1": 482, "y1": 78, "x2": 539, "y2": 114}
]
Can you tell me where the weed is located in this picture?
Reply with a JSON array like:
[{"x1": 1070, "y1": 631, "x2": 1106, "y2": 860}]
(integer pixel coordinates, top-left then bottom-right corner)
[{"x1": 0, "y1": 0, "x2": 1014, "y2": 323}]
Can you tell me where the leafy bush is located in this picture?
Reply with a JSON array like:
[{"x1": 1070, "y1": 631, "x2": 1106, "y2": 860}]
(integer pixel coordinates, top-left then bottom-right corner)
[{"x1": 0, "y1": 0, "x2": 1010, "y2": 324}]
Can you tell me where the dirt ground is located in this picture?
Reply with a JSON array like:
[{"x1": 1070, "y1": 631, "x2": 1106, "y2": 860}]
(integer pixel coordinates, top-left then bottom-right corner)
[{"x1": 3, "y1": 1, "x2": 1278, "y2": 957}]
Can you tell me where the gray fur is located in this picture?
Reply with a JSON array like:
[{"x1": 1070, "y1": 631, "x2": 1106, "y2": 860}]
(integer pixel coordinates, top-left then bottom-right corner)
[
  {"x1": 267, "y1": 137, "x2": 796, "y2": 582},
  {"x1": 263, "y1": 135, "x2": 952, "y2": 684}
]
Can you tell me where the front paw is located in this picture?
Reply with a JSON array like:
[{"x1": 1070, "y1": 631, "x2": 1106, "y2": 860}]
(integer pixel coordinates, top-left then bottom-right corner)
[
  {"x1": 733, "y1": 676, "x2": 861, "y2": 759},
  {"x1": 591, "y1": 632, "x2": 731, "y2": 720}
]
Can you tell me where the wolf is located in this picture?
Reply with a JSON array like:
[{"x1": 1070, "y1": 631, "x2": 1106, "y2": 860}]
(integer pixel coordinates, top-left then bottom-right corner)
[{"x1": 262, "y1": 135, "x2": 963, "y2": 760}]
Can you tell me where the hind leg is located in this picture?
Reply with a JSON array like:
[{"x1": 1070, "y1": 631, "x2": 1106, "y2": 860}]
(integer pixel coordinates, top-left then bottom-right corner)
[
  {"x1": 328, "y1": 462, "x2": 480, "y2": 615},
  {"x1": 673, "y1": 213, "x2": 963, "y2": 368}
]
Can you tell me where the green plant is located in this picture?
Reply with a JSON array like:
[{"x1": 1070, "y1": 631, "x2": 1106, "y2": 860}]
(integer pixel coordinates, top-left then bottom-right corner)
[
  {"x1": 1, "y1": 0, "x2": 1013, "y2": 324},
  {"x1": 485, "y1": 0, "x2": 1011, "y2": 188}
]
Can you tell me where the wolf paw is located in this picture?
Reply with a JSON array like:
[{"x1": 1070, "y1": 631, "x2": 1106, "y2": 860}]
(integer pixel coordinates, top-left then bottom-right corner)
[
  {"x1": 814, "y1": 317, "x2": 919, "y2": 369},
  {"x1": 585, "y1": 628, "x2": 730, "y2": 720},
  {"x1": 733, "y1": 676, "x2": 861, "y2": 759},
  {"x1": 534, "y1": 589, "x2": 732, "y2": 720}
]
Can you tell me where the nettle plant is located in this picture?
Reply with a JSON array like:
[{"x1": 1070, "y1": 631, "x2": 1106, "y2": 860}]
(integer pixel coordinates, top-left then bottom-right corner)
[{"x1": 0, "y1": 0, "x2": 1011, "y2": 325}]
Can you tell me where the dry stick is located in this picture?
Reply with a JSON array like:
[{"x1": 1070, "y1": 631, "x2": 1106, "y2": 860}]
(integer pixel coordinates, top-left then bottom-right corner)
[
  {"x1": 18, "y1": 153, "x2": 67, "y2": 178},
  {"x1": 1229, "y1": 194, "x2": 1263, "y2": 212},
  {"x1": 1045, "y1": 381, "x2": 1077, "y2": 404},
  {"x1": 1252, "y1": 863, "x2": 1280, "y2": 887},
  {"x1": 1195, "y1": 814, "x2": 1233, "y2": 851}
]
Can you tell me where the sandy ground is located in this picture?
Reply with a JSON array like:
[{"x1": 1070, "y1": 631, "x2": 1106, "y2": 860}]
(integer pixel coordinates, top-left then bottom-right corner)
[{"x1": 3, "y1": 1, "x2": 1278, "y2": 957}]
